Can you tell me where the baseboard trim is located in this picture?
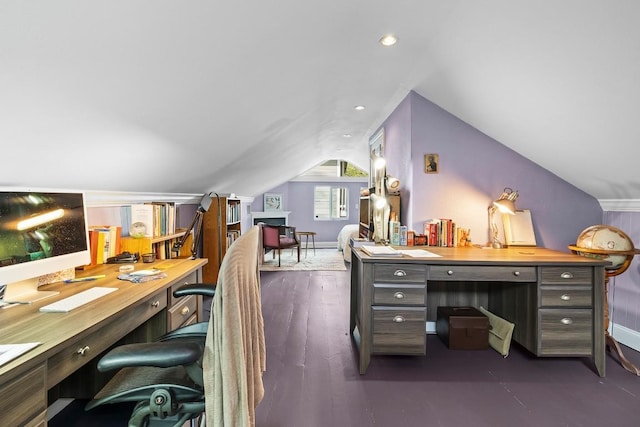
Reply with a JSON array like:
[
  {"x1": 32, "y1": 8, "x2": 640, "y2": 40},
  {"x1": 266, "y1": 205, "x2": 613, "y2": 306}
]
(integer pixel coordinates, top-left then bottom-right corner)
[{"x1": 611, "y1": 322, "x2": 640, "y2": 352}]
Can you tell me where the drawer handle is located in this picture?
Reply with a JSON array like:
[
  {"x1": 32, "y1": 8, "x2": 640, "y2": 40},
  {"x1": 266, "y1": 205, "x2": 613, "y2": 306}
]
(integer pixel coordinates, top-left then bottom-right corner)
[
  {"x1": 151, "y1": 300, "x2": 160, "y2": 308},
  {"x1": 561, "y1": 294, "x2": 571, "y2": 301},
  {"x1": 181, "y1": 306, "x2": 190, "y2": 316},
  {"x1": 392, "y1": 315, "x2": 405, "y2": 323},
  {"x1": 561, "y1": 318, "x2": 573, "y2": 325},
  {"x1": 393, "y1": 270, "x2": 407, "y2": 277},
  {"x1": 513, "y1": 271, "x2": 520, "y2": 277},
  {"x1": 447, "y1": 270, "x2": 454, "y2": 276},
  {"x1": 393, "y1": 292, "x2": 405, "y2": 299},
  {"x1": 560, "y1": 272, "x2": 574, "y2": 279},
  {"x1": 76, "y1": 345, "x2": 90, "y2": 357}
]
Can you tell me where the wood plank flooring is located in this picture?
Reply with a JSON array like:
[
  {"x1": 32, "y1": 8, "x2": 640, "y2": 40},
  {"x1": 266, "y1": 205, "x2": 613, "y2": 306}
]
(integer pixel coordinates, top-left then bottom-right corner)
[
  {"x1": 50, "y1": 267, "x2": 640, "y2": 426},
  {"x1": 257, "y1": 269, "x2": 640, "y2": 427}
]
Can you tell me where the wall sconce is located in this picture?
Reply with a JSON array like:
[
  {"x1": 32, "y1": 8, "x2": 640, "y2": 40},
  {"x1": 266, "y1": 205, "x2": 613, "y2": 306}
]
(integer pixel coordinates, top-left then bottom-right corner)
[
  {"x1": 489, "y1": 187, "x2": 518, "y2": 249},
  {"x1": 385, "y1": 176, "x2": 400, "y2": 194}
]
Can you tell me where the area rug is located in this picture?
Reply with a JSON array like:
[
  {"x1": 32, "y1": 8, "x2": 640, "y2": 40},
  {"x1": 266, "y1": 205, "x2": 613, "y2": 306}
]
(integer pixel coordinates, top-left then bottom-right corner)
[{"x1": 260, "y1": 248, "x2": 347, "y2": 271}]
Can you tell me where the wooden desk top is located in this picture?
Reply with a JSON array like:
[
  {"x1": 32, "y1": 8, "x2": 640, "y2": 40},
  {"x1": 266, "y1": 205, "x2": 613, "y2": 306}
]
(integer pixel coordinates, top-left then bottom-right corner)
[
  {"x1": 0, "y1": 257, "x2": 207, "y2": 378},
  {"x1": 354, "y1": 245, "x2": 610, "y2": 266}
]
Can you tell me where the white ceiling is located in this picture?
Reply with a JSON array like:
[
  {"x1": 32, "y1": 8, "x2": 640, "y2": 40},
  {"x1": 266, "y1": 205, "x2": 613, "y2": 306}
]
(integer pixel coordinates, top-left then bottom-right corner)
[{"x1": 2, "y1": 1, "x2": 639, "y2": 200}]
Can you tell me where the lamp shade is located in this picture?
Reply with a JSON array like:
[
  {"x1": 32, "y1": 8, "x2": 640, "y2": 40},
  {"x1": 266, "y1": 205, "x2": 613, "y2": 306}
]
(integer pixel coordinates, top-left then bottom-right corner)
[{"x1": 493, "y1": 199, "x2": 516, "y2": 215}]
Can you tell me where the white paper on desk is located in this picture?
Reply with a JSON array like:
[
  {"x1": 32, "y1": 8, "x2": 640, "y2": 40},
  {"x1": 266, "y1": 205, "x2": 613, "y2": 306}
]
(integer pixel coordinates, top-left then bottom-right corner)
[
  {"x1": 361, "y1": 245, "x2": 402, "y2": 256},
  {"x1": 0, "y1": 342, "x2": 40, "y2": 367},
  {"x1": 399, "y1": 249, "x2": 442, "y2": 258}
]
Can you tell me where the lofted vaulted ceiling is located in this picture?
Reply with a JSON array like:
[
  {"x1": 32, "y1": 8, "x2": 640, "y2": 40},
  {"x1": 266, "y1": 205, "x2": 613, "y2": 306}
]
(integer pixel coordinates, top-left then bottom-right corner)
[{"x1": 1, "y1": 1, "x2": 639, "y2": 200}]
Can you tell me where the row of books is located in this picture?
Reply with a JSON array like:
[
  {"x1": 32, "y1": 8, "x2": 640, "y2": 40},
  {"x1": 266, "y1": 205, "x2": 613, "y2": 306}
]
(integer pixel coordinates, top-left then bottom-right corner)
[
  {"x1": 422, "y1": 219, "x2": 470, "y2": 247},
  {"x1": 87, "y1": 225, "x2": 122, "y2": 266},
  {"x1": 124, "y1": 203, "x2": 177, "y2": 238},
  {"x1": 389, "y1": 221, "x2": 408, "y2": 246},
  {"x1": 227, "y1": 201, "x2": 241, "y2": 224},
  {"x1": 226, "y1": 229, "x2": 241, "y2": 248},
  {"x1": 385, "y1": 219, "x2": 470, "y2": 247}
]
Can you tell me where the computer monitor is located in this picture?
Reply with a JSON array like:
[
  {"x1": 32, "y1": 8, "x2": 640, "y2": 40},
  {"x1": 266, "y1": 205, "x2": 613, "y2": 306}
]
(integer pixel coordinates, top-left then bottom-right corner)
[{"x1": 0, "y1": 189, "x2": 91, "y2": 302}]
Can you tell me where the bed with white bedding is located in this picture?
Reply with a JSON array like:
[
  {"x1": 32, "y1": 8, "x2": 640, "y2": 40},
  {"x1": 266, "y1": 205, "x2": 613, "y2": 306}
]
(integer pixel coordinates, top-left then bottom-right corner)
[{"x1": 337, "y1": 224, "x2": 360, "y2": 262}]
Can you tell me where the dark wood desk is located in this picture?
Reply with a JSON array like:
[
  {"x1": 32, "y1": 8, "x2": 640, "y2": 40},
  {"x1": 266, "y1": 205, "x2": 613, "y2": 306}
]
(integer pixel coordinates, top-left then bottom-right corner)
[
  {"x1": 0, "y1": 257, "x2": 207, "y2": 426},
  {"x1": 350, "y1": 246, "x2": 607, "y2": 376}
]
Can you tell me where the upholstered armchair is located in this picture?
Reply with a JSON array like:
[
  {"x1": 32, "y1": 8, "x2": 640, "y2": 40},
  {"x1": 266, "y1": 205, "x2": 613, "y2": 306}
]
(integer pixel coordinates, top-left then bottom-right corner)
[{"x1": 260, "y1": 224, "x2": 301, "y2": 267}]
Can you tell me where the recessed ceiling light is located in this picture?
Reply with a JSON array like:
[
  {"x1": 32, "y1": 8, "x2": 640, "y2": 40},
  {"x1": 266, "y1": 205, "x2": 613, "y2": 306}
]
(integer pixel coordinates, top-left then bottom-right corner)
[
  {"x1": 379, "y1": 34, "x2": 398, "y2": 47},
  {"x1": 343, "y1": 133, "x2": 352, "y2": 138},
  {"x1": 354, "y1": 105, "x2": 366, "y2": 111}
]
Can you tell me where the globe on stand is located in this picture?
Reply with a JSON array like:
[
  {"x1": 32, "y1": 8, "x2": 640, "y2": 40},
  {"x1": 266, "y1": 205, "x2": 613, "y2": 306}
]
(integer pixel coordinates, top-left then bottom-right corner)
[{"x1": 569, "y1": 224, "x2": 640, "y2": 375}]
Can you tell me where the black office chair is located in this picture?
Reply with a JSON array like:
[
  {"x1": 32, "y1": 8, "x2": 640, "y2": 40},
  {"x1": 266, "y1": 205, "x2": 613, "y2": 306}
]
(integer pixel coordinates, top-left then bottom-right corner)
[{"x1": 86, "y1": 226, "x2": 266, "y2": 427}]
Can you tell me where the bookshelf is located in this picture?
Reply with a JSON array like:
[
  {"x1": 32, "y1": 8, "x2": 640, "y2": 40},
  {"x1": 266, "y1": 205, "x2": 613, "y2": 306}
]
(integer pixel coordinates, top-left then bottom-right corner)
[
  {"x1": 202, "y1": 196, "x2": 242, "y2": 283},
  {"x1": 120, "y1": 230, "x2": 193, "y2": 260}
]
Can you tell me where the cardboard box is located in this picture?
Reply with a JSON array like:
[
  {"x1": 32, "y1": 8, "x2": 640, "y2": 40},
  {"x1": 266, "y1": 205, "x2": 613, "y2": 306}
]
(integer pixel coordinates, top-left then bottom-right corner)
[{"x1": 436, "y1": 306, "x2": 489, "y2": 350}]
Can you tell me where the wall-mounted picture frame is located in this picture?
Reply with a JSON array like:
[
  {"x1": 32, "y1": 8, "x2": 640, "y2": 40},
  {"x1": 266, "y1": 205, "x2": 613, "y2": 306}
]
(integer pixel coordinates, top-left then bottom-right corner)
[
  {"x1": 264, "y1": 193, "x2": 283, "y2": 211},
  {"x1": 424, "y1": 154, "x2": 439, "y2": 173}
]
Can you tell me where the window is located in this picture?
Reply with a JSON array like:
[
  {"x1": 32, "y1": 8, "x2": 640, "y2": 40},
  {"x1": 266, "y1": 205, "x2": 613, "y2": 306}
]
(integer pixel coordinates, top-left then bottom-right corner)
[{"x1": 314, "y1": 186, "x2": 348, "y2": 220}]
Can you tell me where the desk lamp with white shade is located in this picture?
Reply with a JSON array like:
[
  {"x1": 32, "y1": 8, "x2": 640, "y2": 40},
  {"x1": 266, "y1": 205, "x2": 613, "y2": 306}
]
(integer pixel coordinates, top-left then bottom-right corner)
[{"x1": 489, "y1": 188, "x2": 518, "y2": 249}]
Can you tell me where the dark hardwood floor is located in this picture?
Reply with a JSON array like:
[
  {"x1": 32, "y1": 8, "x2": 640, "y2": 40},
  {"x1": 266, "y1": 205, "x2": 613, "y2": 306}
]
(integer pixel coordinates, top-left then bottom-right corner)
[
  {"x1": 51, "y1": 267, "x2": 640, "y2": 426},
  {"x1": 256, "y1": 269, "x2": 640, "y2": 427}
]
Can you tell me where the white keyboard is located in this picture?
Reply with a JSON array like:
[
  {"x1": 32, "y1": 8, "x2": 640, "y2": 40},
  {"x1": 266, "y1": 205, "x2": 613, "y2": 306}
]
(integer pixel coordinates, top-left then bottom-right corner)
[{"x1": 39, "y1": 287, "x2": 118, "y2": 313}]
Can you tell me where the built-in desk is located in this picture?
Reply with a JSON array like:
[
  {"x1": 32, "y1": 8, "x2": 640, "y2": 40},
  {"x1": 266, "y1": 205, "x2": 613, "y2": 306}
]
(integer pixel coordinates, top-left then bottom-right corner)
[
  {"x1": 0, "y1": 257, "x2": 207, "y2": 426},
  {"x1": 350, "y1": 246, "x2": 607, "y2": 376}
]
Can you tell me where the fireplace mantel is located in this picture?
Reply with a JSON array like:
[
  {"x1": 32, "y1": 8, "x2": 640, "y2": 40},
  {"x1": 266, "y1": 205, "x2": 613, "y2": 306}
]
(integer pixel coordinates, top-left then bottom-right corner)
[{"x1": 252, "y1": 211, "x2": 291, "y2": 226}]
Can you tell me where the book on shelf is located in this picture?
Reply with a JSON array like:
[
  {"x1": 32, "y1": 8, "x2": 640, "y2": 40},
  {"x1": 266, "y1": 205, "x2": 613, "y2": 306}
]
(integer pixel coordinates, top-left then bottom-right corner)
[
  {"x1": 361, "y1": 245, "x2": 402, "y2": 257},
  {"x1": 85, "y1": 225, "x2": 122, "y2": 266},
  {"x1": 130, "y1": 204, "x2": 154, "y2": 238},
  {"x1": 389, "y1": 221, "x2": 401, "y2": 246}
]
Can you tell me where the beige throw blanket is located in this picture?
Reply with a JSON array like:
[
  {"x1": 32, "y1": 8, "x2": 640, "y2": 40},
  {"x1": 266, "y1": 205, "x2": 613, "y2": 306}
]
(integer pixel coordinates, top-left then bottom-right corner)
[{"x1": 204, "y1": 226, "x2": 266, "y2": 426}]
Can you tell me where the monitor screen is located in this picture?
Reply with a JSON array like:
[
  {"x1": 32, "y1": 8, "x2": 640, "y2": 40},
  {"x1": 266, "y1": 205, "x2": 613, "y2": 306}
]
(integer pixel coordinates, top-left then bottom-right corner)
[{"x1": 0, "y1": 189, "x2": 91, "y2": 300}]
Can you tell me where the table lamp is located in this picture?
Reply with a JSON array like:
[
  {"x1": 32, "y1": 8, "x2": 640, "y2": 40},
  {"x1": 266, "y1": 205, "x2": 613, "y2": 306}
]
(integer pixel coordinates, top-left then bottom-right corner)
[{"x1": 489, "y1": 187, "x2": 518, "y2": 249}]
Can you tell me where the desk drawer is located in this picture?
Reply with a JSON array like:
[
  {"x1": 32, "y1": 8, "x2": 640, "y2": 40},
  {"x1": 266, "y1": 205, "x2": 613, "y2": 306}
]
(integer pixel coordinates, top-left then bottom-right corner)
[
  {"x1": 540, "y1": 285, "x2": 592, "y2": 308},
  {"x1": 541, "y1": 267, "x2": 592, "y2": 284},
  {"x1": 47, "y1": 290, "x2": 167, "y2": 388},
  {"x1": 373, "y1": 283, "x2": 426, "y2": 306},
  {"x1": 539, "y1": 308, "x2": 592, "y2": 356},
  {"x1": 374, "y1": 264, "x2": 426, "y2": 283},
  {"x1": 430, "y1": 266, "x2": 536, "y2": 282},
  {"x1": 169, "y1": 271, "x2": 199, "y2": 306},
  {"x1": 0, "y1": 363, "x2": 46, "y2": 426},
  {"x1": 372, "y1": 307, "x2": 426, "y2": 355},
  {"x1": 169, "y1": 294, "x2": 198, "y2": 330}
]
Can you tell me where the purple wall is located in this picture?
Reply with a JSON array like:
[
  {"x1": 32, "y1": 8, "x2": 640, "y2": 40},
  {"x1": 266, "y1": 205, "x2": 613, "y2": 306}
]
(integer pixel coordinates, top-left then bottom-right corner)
[
  {"x1": 382, "y1": 92, "x2": 603, "y2": 251},
  {"x1": 252, "y1": 180, "x2": 366, "y2": 243},
  {"x1": 603, "y1": 211, "x2": 640, "y2": 335}
]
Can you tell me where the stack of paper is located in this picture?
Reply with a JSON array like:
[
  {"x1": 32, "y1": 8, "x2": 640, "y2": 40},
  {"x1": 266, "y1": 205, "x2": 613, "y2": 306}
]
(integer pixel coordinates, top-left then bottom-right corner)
[{"x1": 361, "y1": 245, "x2": 402, "y2": 257}]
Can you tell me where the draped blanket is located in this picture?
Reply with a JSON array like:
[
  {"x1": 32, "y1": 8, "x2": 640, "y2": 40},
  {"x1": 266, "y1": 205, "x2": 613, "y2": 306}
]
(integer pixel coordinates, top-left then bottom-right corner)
[{"x1": 203, "y1": 226, "x2": 266, "y2": 426}]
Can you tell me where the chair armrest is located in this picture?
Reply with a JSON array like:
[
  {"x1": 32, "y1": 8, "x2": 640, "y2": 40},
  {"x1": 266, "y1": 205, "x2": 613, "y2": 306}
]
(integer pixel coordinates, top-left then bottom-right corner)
[
  {"x1": 158, "y1": 322, "x2": 208, "y2": 342},
  {"x1": 173, "y1": 283, "x2": 216, "y2": 298},
  {"x1": 97, "y1": 342, "x2": 202, "y2": 372}
]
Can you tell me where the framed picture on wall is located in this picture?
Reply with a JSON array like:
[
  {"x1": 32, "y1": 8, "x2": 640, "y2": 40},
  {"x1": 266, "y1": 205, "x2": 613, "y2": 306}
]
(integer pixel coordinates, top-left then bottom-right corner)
[
  {"x1": 264, "y1": 193, "x2": 283, "y2": 211},
  {"x1": 424, "y1": 153, "x2": 439, "y2": 174}
]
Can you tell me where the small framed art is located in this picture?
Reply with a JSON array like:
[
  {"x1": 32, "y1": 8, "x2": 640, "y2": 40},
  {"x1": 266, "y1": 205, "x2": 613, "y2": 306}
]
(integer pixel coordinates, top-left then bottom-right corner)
[
  {"x1": 424, "y1": 154, "x2": 439, "y2": 174},
  {"x1": 264, "y1": 193, "x2": 283, "y2": 211}
]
